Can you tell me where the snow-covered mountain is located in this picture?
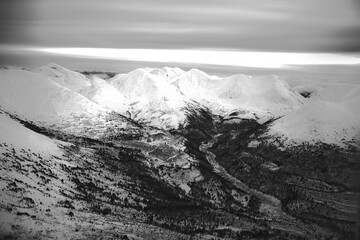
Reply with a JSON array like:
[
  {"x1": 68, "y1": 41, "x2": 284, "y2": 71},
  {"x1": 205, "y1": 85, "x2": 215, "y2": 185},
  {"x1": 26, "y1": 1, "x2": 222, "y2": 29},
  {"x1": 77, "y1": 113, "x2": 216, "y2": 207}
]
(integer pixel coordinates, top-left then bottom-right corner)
[
  {"x1": 0, "y1": 65, "x2": 139, "y2": 138},
  {"x1": 172, "y1": 69, "x2": 304, "y2": 120},
  {"x1": 108, "y1": 67, "x2": 306, "y2": 129},
  {"x1": 0, "y1": 64, "x2": 359, "y2": 146},
  {"x1": 1, "y1": 64, "x2": 359, "y2": 239},
  {"x1": 0, "y1": 67, "x2": 105, "y2": 122},
  {"x1": 109, "y1": 67, "x2": 188, "y2": 129},
  {"x1": 34, "y1": 63, "x2": 128, "y2": 114},
  {"x1": 268, "y1": 83, "x2": 360, "y2": 147}
]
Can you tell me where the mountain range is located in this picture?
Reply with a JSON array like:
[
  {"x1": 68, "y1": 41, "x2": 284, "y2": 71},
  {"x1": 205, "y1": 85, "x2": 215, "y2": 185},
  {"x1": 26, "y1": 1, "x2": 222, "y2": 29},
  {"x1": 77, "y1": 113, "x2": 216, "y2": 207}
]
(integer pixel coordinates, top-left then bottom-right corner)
[{"x1": 0, "y1": 64, "x2": 359, "y2": 239}]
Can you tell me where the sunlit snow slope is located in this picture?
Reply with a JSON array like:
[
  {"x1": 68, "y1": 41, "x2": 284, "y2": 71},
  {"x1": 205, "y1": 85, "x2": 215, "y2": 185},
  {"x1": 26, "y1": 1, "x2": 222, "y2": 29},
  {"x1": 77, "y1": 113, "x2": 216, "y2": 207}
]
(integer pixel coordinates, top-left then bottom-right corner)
[
  {"x1": 0, "y1": 66, "x2": 138, "y2": 138},
  {"x1": 172, "y1": 69, "x2": 304, "y2": 119},
  {"x1": 0, "y1": 111, "x2": 60, "y2": 156},
  {"x1": 268, "y1": 84, "x2": 360, "y2": 146},
  {"x1": 0, "y1": 67, "x2": 105, "y2": 123},
  {"x1": 34, "y1": 63, "x2": 128, "y2": 113},
  {"x1": 110, "y1": 68, "x2": 188, "y2": 128}
]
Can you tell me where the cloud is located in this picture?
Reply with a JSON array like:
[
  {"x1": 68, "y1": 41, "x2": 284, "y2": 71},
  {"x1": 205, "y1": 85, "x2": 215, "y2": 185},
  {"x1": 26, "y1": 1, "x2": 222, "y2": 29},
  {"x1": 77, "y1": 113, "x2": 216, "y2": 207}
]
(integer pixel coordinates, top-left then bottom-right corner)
[
  {"x1": 327, "y1": 26, "x2": 360, "y2": 52},
  {"x1": 2, "y1": 0, "x2": 360, "y2": 52},
  {"x1": 0, "y1": 0, "x2": 35, "y2": 44}
]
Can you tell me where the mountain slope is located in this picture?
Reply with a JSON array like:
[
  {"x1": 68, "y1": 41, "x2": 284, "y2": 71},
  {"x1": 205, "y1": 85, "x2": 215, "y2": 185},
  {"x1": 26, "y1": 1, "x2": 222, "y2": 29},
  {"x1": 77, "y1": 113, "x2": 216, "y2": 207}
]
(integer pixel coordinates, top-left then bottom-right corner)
[
  {"x1": 172, "y1": 69, "x2": 304, "y2": 121},
  {"x1": 34, "y1": 63, "x2": 91, "y2": 92},
  {"x1": 0, "y1": 67, "x2": 141, "y2": 139},
  {"x1": 78, "y1": 75, "x2": 128, "y2": 113},
  {"x1": 268, "y1": 84, "x2": 360, "y2": 146},
  {"x1": 0, "y1": 111, "x2": 60, "y2": 156},
  {"x1": 110, "y1": 68, "x2": 188, "y2": 129},
  {"x1": 34, "y1": 63, "x2": 128, "y2": 114},
  {"x1": 0, "y1": 68, "x2": 105, "y2": 123}
]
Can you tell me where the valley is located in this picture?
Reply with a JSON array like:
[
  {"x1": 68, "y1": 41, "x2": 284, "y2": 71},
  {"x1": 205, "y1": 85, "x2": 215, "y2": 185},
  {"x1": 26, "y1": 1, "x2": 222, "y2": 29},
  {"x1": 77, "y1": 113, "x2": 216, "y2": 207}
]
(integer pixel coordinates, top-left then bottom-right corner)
[{"x1": 0, "y1": 64, "x2": 359, "y2": 239}]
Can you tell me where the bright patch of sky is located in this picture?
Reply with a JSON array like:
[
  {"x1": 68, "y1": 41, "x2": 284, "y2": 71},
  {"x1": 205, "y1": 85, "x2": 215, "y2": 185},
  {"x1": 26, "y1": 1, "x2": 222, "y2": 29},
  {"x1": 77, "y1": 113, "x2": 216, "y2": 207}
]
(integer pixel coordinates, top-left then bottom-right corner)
[{"x1": 33, "y1": 47, "x2": 360, "y2": 68}]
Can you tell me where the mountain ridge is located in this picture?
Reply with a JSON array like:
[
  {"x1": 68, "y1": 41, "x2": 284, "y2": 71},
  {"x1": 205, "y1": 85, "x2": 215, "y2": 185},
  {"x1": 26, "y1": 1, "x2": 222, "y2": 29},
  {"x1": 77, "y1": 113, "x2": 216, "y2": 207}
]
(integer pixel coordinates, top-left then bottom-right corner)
[
  {"x1": 0, "y1": 63, "x2": 359, "y2": 239},
  {"x1": 1, "y1": 63, "x2": 358, "y2": 146}
]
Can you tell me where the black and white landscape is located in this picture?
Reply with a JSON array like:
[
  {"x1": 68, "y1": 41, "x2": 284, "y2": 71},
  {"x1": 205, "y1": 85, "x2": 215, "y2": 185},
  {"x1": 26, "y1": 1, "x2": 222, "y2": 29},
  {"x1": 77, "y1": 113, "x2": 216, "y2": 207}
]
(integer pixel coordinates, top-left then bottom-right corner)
[
  {"x1": 1, "y1": 0, "x2": 360, "y2": 239},
  {"x1": 0, "y1": 64, "x2": 359, "y2": 239}
]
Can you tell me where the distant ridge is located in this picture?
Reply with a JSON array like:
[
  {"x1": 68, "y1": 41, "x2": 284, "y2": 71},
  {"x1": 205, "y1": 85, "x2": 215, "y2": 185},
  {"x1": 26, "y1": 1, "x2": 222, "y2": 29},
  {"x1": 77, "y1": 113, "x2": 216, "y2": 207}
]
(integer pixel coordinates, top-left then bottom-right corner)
[{"x1": 0, "y1": 64, "x2": 359, "y2": 146}]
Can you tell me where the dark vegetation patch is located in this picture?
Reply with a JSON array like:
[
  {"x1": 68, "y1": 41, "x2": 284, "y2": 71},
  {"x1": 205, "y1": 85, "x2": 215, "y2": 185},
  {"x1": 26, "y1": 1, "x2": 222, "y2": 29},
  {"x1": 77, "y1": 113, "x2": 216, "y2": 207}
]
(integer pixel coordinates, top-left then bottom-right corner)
[
  {"x1": 175, "y1": 105, "x2": 359, "y2": 239},
  {"x1": 79, "y1": 70, "x2": 118, "y2": 79},
  {"x1": 6, "y1": 111, "x2": 143, "y2": 144},
  {"x1": 2, "y1": 103, "x2": 358, "y2": 239}
]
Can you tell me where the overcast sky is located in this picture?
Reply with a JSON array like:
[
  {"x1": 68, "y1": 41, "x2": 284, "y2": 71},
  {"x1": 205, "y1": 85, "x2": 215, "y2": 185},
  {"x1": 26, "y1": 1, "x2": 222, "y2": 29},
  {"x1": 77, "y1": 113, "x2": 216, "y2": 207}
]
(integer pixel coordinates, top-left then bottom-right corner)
[{"x1": 1, "y1": 0, "x2": 360, "y2": 71}]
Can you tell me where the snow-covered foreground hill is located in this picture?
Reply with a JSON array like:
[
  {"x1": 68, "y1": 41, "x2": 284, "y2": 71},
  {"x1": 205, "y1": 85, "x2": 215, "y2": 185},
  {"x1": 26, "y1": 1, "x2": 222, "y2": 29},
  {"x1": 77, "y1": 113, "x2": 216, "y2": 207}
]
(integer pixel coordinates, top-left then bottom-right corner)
[
  {"x1": 0, "y1": 65, "x2": 141, "y2": 139},
  {"x1": 0, "y1": 64, "x2": 359, "y2": 239}
]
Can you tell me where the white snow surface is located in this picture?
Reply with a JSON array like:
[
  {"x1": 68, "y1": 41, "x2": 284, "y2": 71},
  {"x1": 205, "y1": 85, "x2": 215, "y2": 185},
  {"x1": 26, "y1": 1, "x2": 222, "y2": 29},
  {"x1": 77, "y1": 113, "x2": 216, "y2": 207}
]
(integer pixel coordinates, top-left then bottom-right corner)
[
  {"x1": 79, "y1": 76, "x2": 128, "y2": 113},
  {"x1": 110, "y1": 68, "x2": 188, "y2": 128},
  {"x1": 268, "y1": 83, "x2": 360, "y2": 146},
  {"x1": 0, "y1": 68, "x2": 105, "y2": 123},
  {"x1": 0, "y1": 112, "x2": 60, "y2": 156},
  {"x1": 34, "y1": 63, "x2": 128, "y2": 113},
  {"x1": 173, "y1": 69, "x2": 304, "y2": 117},
  {"x1": 34, "y1": 63, "x2": 91, "y2": 92},
  {"x1": 109, "y1": 67, "x2": 304, "y2": 128}
]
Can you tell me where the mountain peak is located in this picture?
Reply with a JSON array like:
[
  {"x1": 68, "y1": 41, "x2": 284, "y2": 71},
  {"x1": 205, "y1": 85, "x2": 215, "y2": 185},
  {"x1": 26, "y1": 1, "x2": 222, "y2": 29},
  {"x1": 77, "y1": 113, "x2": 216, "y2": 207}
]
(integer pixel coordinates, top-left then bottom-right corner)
[{"x1": 34, "y1": 63, "x2": 91, "y2": 92}]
